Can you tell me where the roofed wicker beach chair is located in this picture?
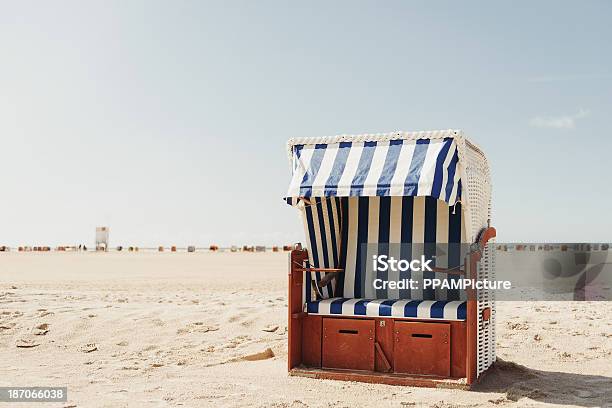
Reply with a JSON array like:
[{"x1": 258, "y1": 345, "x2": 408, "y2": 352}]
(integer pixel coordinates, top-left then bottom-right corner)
[{"x1": 285, "y1": 130, "x2": 496, "y2": 388}]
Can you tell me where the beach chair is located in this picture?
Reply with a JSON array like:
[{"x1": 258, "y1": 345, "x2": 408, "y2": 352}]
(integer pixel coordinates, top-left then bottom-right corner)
[{"x1": 285, "y1": 130, "x2": 496, "y2": 388}]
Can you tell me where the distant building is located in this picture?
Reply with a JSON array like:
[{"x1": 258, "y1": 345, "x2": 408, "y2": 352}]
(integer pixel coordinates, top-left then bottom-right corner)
[{"x1": 95, "y1": 227, "x2": 109, "y2": 251}]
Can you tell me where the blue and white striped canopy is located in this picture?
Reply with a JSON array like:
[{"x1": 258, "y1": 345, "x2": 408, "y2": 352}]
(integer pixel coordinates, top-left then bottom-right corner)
[{"x1": 286, "y1": 137, "x2": 462, "y2": 206}]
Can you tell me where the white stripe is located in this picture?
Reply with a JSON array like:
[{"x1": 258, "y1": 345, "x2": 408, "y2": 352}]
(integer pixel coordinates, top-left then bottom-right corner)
[
  {"x1": 344, "y1": 197, "x2": 359, "y2": 297},
  {"x1": 287, "y1": 146, "x2": 315, "y2": 197},
  {"x1": 336, "y1": 143, "x2": 364, "y2": 196},
  {"x1": 391, "y1": 299, "x2": 410, "y2": 317},
  {"x1": 317, "y1": 297, "x2": 341, "y2": 314},
  {"x1": 435, "y1": 199, "x2": 449, "y2": 301},
  {"x1": 417, "y1": 300, "x2": 436, "y2": 318},
  {"x1": 366, "y1": 299, "x2": 385, "y2": 316},
  {"x1": 443, "y1": 301, "x2": 463, "y2": 319},
  {"x1": 320, "y1": 199, "x2": 336, "y2": 297},
  {"x1": 331, "y1": 198, "x2": 341, "y2": 265},
  {"x1": 321, "y1": 199, "x2": 334, "y2": 268},
  {"x1": 310, "y1": 146, "x2": 339, "y2": 196},
  {"x1": 387, "y1": 197, "x2": 403, "y2": 299},
  {"x1": 417, "y1": 140, "x2": 445, "y2": 196},
  {"x1": 311, "y1": 201, "x2": 326, "y2": 270},
  {"x1": 361, "y1": 141, "x2": 390, "y2": 195},
  {"x1": 389, "y1": 142, "x2": 416, "y2": 196},
  {"x1": 341, "y1": 298, "x2": 362, "y2": 315},
  {"x1": 364, "y1": 197, "x2": 380, "y2": 298},
  {"x1": 411, "y1": 197, "x2": 425, "y2": 300}
]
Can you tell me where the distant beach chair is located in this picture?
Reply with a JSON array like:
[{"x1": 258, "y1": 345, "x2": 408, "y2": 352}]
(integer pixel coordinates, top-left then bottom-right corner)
[{"x1": 285, "y1": 130, "x2": 496, "y2": 388}]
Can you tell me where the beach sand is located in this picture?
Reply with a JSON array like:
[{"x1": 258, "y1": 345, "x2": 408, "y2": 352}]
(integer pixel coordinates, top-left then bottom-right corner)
[{"x1": 1, "y1": 252, "x2": 610, "y2": 407}]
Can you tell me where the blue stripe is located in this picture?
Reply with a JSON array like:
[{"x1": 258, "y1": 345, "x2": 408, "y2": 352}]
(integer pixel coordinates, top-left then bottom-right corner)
[
  {"x1": 324, "y1": 142, "x2": 352, "y2": 196},
  {"x1": 306, "y1": 299, "x2": 319, "y2": 313},
  {"x1": 376, "y1": 197, "x2": 391, "y2": 299},
  {"x1": 354, "y1": 299, "x2": 370, "y2": 315},
  {"x1": 294, "y1": 144, "x2": 304, "y2": 159},
  {"x1": 350, "y1": 141, "x2": 377, "y2": 196},
  {"x1": 457, "y1": 180, "x2": 462, "y2": 200},
  {"x1": 404, "y1": 300, "x2": 422, "y2": 317},
  {"x1": 457, "y1": 301, "x2": 467, "y2": 320},
  {"x1": 354, "y1": 197, "x2": 369, "y2": 298},
  {"x1": 337, "y1": 197, "x2": 348, "y2": 297},
  {"x1": 299, "y1": 144, "x2": 327, "y2": 197},
  {"x1": 399, "y1": 196, "x2": 413, "y2": 299},
  {"x1": 444, "y1": 149, "x2": 459, "y2": 202},
  {"x1": 304, "y1": 260, "x2": 312, "y2": 303},
  {"x1": 447, "y1": 202, "x2": 462, "y2": 301},
  {"x1": 376, "y1": 140, "x2": 403, "y2": 196},
  {"x1": 330, "y1": 298, "x2": 347, "y2": 314},
  {"x1": 404, "y1": 139, "x2": 430, "y2": 196},
  {"x1": 378, "y1": 299, "x2": 396, "y2": 316},
  {"x1": 430, "y1": 301, "x2": 446, "y2": 318},
  {"x1": 423, "y1": 197, "x2": 437, "y2": 300},
  {"x1": 431, "y1": 138, "x2": 454, "y2": 200},
  {"x1": 326, "y1": 198, "x2": 339, "y2": 267}
]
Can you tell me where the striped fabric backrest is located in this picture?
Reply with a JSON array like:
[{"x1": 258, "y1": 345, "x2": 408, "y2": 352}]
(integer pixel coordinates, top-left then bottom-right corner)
[
  {"x1": 300, "y1": 197, "x2": 343, "y2": 300},
  {"x1": 338, "y1": 196, "x2": 467, "y2": 301},
  {"x1": 300, "y1": 195, "x2": 467, "y2": 301}
]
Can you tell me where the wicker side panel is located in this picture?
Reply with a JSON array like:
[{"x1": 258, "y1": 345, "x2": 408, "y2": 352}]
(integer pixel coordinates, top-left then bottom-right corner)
[
  {"x1": 462, "y1": 138, "x2": 496, "y2": 377},
  {"x1": 477, "y1": 240, "x2": 496, "y2": 376}
]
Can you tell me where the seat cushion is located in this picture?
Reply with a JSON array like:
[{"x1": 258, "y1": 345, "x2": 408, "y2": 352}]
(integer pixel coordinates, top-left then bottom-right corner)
[{"x1": 306, "y1": 298, "x2": 467, "y2": 321}]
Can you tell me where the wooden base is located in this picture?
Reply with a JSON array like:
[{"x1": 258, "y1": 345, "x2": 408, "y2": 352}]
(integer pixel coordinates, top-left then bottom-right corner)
[{"x1": 289, "y1": 366, "x2": 470, "y2": 390}]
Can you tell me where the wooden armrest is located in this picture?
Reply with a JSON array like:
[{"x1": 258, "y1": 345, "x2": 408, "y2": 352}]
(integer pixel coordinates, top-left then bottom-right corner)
[
  {"x1": 476, "y1": 226, "x2": 496, "y2": 252},
  {"x1": 295, "y1": 268, "x2": 344, "y2": 273},
  {"x1": 430, "y1": 227, "x2": 496, "y2": 276},
  {"x1": 430, "y1": 266, "x2": 465, "y2": 275},
  {"x1": 469, "y1": 226, "x2": 497, "y2": 262}
]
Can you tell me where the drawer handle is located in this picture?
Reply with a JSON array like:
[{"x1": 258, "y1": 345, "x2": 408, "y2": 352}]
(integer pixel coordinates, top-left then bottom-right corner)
[
  {"x1": 411, "y1": 333, "x2": 433, "y2": 338},
  {"x1": 339, "y1": 329, "x2": 359, "y2": 335}
]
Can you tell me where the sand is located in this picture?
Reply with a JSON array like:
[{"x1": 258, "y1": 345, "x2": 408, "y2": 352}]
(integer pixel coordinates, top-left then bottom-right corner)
[{"x1": 0, "y1": 252, "x2": 610, "y2": 407}]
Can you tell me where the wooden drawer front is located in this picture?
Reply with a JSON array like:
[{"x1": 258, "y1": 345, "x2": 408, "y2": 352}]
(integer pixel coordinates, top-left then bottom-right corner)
[
  {"x1": 322, "y1": 318, "x2": 375, "y2": 371},
  {"x1": 394, "y1": 321, "x2": 450, "y2": 377}
]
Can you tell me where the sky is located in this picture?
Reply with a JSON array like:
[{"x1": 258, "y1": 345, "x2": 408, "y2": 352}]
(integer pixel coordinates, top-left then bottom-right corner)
[{"x1": 1, "y1": 1, "x2": 611, "y2": 247}]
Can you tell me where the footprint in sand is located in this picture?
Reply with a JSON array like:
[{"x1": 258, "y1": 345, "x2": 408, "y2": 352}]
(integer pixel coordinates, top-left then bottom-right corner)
[
  {"x1": 222, "y1": 335, "x2": 250, "y2": 349},
  {"x1": 228, "y1": 313, "x2": 247, "y2": 323},
  {"x1": 33, "y1": 323, "x2": 49, "y2": 335},
  {"x1": 177, "y1": 322, "x2": 219, "y2": 335},
  {"x1": 0, "y1": 322, "x2": 16, "y2": 331},
  {"x1": 16, "y1": 338, "x2": 40, "y2": 348}
]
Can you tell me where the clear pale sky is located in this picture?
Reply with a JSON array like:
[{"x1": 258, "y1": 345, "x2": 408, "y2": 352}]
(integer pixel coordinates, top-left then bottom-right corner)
[{"x1": 1, "y1": 1, "x2": 610, "y2": 247}]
